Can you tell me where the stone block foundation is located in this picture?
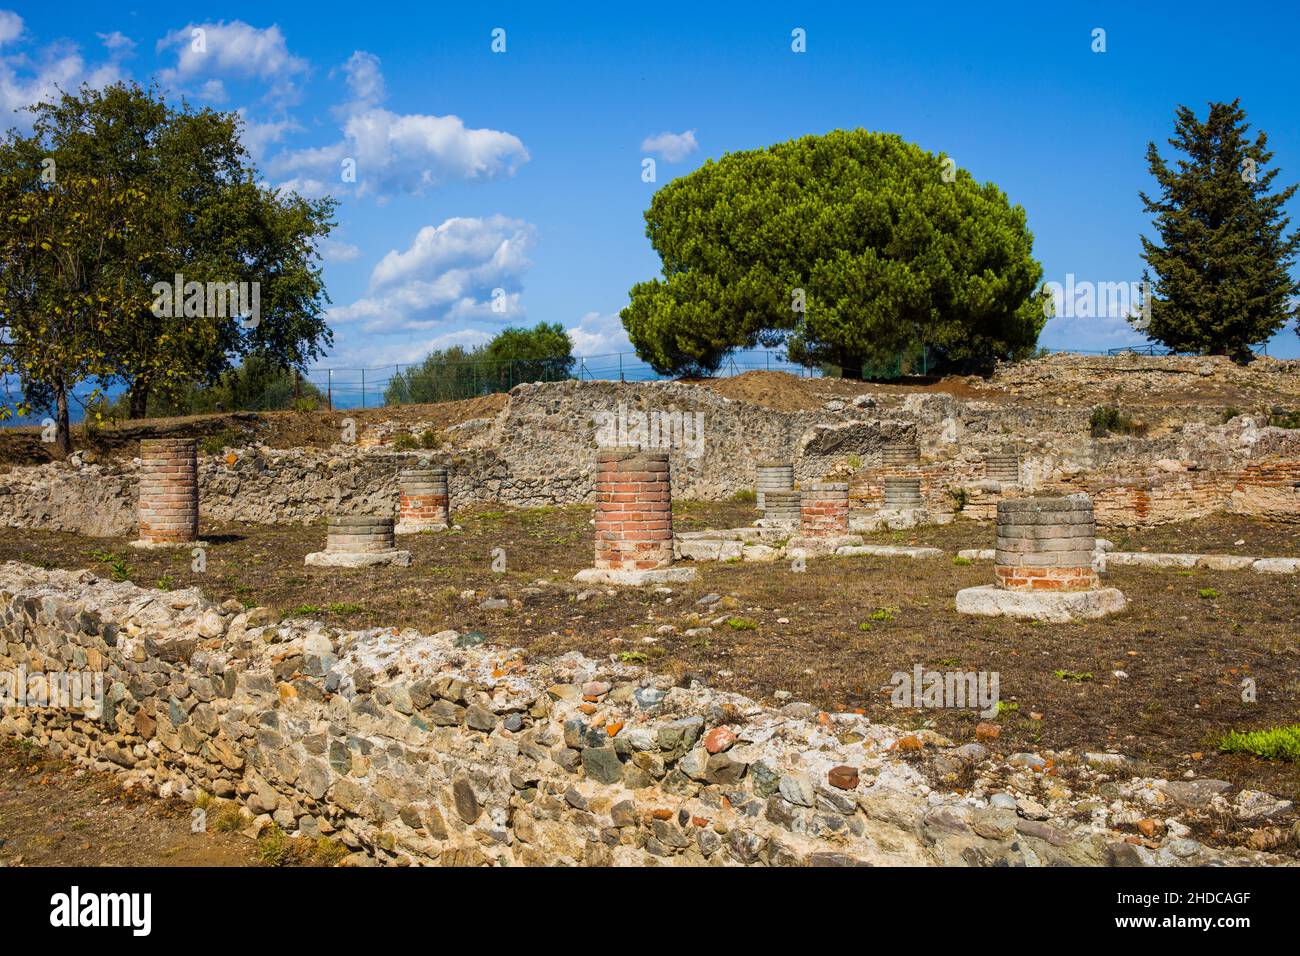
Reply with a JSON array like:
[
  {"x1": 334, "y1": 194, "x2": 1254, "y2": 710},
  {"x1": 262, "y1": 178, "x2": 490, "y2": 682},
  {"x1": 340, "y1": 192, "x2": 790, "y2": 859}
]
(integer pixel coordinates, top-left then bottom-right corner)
[
  {"x1": 761, "y1": 490, "x2": 800, "y2": 525},
  {"x1": 755, "y1": 462, "x2": 794, "y2": 511},
  {"x1": 132, "y1": 438, "x2": 200, "y2": 548},
  {"x1": 958, "y1": 494, "x2": 1126, "y2": 621},
  {"x1": 305, "y1": 516, "x2": 411, "y2": 568}
]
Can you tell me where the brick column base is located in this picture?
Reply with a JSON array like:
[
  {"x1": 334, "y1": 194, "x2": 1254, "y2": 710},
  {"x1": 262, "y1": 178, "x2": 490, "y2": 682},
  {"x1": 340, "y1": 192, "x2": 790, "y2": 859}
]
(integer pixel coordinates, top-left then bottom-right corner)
[{"x1": 133, "y1": 438, "x2": 199, "y2": 548}]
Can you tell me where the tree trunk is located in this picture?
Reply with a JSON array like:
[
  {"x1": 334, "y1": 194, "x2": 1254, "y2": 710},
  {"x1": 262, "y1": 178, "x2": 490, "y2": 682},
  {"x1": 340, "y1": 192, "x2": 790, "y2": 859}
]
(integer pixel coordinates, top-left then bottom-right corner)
[
  {"x1": 54, "y1": 380, "x2": 72, "y2": 456},
  {"x1": 840, "y1": 356, "x2": 864, "y2": 380},
  {"x1": 128, "y1": 380, "x2": 150, "y2": 419}
]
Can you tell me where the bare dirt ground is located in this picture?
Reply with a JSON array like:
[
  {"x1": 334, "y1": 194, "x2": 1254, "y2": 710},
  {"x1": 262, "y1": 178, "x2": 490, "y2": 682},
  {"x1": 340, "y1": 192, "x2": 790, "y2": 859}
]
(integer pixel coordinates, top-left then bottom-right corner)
[
  {"x1": 0, "y1": 739, "x2": 260, "y2": 867},
  {"x1": 3, "y1": 502, "x2": 1298, "y2": 821}
]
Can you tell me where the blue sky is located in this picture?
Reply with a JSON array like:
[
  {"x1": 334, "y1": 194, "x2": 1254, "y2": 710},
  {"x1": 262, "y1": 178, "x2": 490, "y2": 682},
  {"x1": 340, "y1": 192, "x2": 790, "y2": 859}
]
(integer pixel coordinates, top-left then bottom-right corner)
[{"x1": 4, "y1": 0, "x2": 1299, "y2": 388}]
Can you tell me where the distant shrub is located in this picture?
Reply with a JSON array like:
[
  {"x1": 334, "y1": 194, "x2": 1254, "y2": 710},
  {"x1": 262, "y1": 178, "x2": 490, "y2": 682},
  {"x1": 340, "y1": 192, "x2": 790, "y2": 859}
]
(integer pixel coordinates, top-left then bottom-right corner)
[
  {"x1": 391, "y1": 432, "x2": 419, "y2": 450},
  {"x1": 731, "y1": 488, "x2": 757, "y2": 504},
  {"x1": 1267, "y1": 407, "x2": 1300, "y2": 429},
  {"x1": 1089, "y1": 405, "x2": 1145, "y2": 437},
  {"x1": 199, "y1": 426, "x2": 248, "y2": 455}
]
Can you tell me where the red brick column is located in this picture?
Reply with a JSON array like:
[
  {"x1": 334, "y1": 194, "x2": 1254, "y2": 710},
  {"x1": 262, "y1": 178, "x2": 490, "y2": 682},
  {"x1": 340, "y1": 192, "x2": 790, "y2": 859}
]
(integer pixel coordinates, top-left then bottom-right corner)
[
  {"x1": 594, "y1": 447, "x2": 673, "y2": 571},
  {"x1": 136, "y1": 438, "x2": 198, "y2": 544},
  {"x1": 799, "y1": 482, "x2": 849, "y2": 537},
  {"x1": 396, "y1": 467, "x2": 450, "y2": 532},
  {"x1": 994, "y1": 494, "x2": 1099, "y2": 591}
]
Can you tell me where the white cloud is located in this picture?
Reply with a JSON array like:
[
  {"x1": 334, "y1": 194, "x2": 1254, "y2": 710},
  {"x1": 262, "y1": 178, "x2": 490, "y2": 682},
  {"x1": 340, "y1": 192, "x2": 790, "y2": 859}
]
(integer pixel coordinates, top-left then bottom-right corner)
[
  {"x1": 236, "y1": 109, "x2": 302, "y2": 161},
  {"x1": 327, "y1": 327, "x2": 493, "y2": 368},
  {"x1": 267, "y1": 50, "x2": 528, "y2": 199},
  {"x1": 0, "y1": 11, "x2": 24, "y2": 46},
  {"x1": 318, "y1": 238, "x2": 362, "y2": 263},
  {"x1": 0, "y1": 17, "x2": 123, "y2": 132},
  {"x1": 334, "y1": 50, "x2": 384, "y2": 115},
  {"x1": 97, "y1": 31, "x2": 136, "y2": 55},
  {"x1": 567, "y1": 311, "x2": 632, "y2": 356},
  {"x1": 641, "y1": 129, "x2": 698, "y2": 162},
  {"x1": 157, "y1": 20, "x2": 309, "y2": 105},
  {"x1": 328, "y1": 215, "x2": 536, "y2": 334}
]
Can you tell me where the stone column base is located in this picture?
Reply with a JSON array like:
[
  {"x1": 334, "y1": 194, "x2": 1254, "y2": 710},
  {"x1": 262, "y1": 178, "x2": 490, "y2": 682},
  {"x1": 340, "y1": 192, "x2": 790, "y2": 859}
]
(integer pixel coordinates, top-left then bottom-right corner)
[
  {"x1": 305, "y1": 550, "x2": 412, "y2": 568},
  {"x1": 394, "y1": 521, "x2": 449, "y2": 535},
  {"x1": 574, "y1": 566, "x2": 697, "y2": 586},
  {"x1": 956, "y1": 585, "x2": 1127, "y2": 622},
  {"x1": 130, "y1": 538, "x2": 208, "y2": 550}
]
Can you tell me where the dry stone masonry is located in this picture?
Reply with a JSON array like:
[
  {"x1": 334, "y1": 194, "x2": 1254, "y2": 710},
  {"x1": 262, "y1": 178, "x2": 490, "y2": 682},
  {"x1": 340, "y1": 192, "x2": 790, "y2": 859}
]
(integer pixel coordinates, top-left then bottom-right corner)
[
  {"x1": 957, "y1": 494, "x2": 1127, "y2": 622},
  {"x1": 396, "y1": 466, "x2": 451, "y2": 534},
  {"x1": 305, "y1": 516, "x2": 411, "y2": 568},
  {"x1": 0, "y1": 563, "x2": 1287, "y2": 868},
  {"x1": 132, "y1": 438, "x2": 199, "y2": 548}
]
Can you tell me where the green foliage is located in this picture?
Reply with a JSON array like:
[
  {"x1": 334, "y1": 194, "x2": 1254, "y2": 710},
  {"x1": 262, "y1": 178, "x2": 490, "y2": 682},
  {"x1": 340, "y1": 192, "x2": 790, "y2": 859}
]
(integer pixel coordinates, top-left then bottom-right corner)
[
  {"x1": 618, "y1": 650, "x2": 649, "y2": 664},
  {"x1": 1053, "y1": 669, "x2": 1093, "y2": 682},
  {"x1": 952, "y1": 555, "x2": 973, "y2": 567},
  {"x1": 112, "y1": 350, "x2": 325, "y2": 418},
  {"x1": 386, "y1": 323, "x2": 575, "y2": 405},
  {"x1": 1138, "y1": 100, "x2": 1300, "y2": 360},
  {"x1": 199, "y1": 426, "x2": 250, "y2": 455},
  {"x1": 1219, "y1": 724, "x2": 1300, "y2": 761},
  {"x1": 391, "y1": 433, "x2": 419, "y2": 450},
  {"x1": 1089, "y1": 405, "x2": 1145, "y2": 436},
  {"x1": 0, "y1": 168, "x2": 151, "y2": 451},
  {"x1": 1267, "y1": 407, "x2": 1300, "y2": 429},
  {"x1": 621, "y1": 129, "x2": 1047, "y2": 377},
  {"x1": 731, "y1": 488, "x2": 757, "y2": 504},
  {"x1": 1198, "y1": 587, "x2": 1220, "y2": 599},
  {"x1": 725, "y1": 617, "x2": 758, "y2": 630},
  {"x1": 5, "y1": 82, "x2": 336, "y2": 422},
  {"x1": 87, "y1": 548, "x2": 132, "y2": 581}
]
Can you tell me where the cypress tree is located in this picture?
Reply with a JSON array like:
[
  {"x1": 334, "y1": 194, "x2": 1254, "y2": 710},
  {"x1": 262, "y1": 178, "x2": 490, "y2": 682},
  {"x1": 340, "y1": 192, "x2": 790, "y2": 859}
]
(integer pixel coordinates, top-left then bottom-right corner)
[{"x1": 1138, "y1": 99, "x2": 1300, "y2": 360}]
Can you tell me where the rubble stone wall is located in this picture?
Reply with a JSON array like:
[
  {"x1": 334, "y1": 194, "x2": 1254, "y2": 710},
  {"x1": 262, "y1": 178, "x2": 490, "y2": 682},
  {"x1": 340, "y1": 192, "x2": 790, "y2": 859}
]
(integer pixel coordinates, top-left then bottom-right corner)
[
  {"x1": 1, "y1": 378, "x2": 1298, "y2": 537},
  {"x1": 1, "y1": 562, "x2": 1284, "y2": 867}
]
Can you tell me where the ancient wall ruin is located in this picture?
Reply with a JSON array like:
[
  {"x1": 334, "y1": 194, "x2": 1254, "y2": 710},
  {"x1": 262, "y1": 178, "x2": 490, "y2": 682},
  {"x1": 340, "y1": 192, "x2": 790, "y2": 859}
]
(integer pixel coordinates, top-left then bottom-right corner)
[
  {"x1": 0, "y1": 562, "x2": 1282, "y2": 867},
  {"x1": 1, "y1": 373, "x2": 1298, "y2": 537}
]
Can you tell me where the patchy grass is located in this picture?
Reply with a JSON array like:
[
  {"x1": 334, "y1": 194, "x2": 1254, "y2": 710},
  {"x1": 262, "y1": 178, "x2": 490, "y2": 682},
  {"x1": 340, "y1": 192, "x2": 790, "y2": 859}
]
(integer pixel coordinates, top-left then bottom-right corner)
[
  {"x1": 4, "y1": 503, "x2": 1300, "y2": 802},
  {"x1": 1220, "y1": 724, "x2": 1300, "y2": 762}
]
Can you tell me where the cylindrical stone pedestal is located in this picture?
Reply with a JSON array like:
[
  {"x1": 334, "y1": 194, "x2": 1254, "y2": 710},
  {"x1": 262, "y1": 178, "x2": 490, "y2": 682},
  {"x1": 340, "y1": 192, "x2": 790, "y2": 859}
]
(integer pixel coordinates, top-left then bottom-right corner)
[
  {"x1": 136, "y1": 438, "x2": 198, "y2": 545},
  {"x1": 883, "y1": 476, "x2": 923, "y2": 510},
  {"x1": 396, "y1": 467, "x2": 449, "y2": 533},
  {"x1": 986, "y1": 454, "x2": 1020, "y2": 484},
  {"x1": 800, "y1": 482, "x2": 849, "y2": 537},
  {"x1": 594, "y1": 447, "x2": 673, "y2": 572},
  {"x1": 763, "y1": 490, "x2": 801, "y2": 524},
  {"x1": 306, "y1": 515, "x2": 410, "y2": 568},
  {"x1": 755, "y1": 462, "x2": 794, "y2": 511},
  {"x1": 327, "y1": 516, "x2": 396, "y2": 553},
  {"x1": 881, "y1": 442, "x2": 920, "y2": 470},
  {"x1": 994, "y1": 495, "x2": 1098, "y2": 591}
]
